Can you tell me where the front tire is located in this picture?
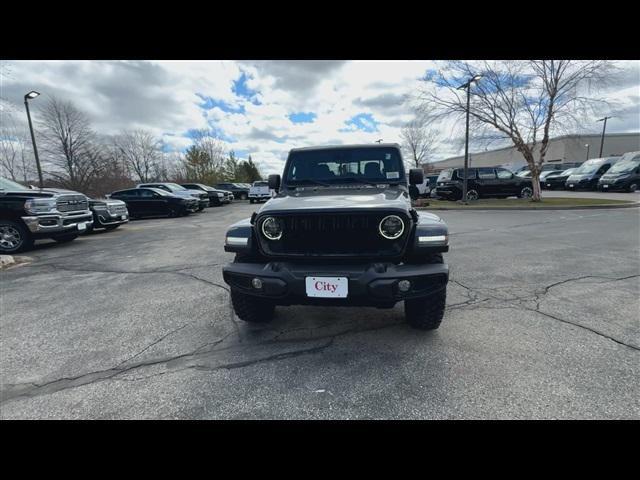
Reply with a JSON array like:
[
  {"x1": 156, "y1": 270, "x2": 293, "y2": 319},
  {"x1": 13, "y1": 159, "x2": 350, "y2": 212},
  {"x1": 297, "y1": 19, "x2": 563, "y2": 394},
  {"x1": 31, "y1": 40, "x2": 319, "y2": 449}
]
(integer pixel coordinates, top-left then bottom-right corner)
[
  {"x1": 239, "y1": 192, "x2": 248, "y2": 200},
  {"x1": 628, "y1": 182, "x2": 638, "y2": 193},
  {"x1": 0, "y1": 220, "x2": 33, "y2": 253},
  {"x1": 519, "y1": 186, "x2": 533, "y2": 198},
  {"x1": 230, "y1": 289, "x2": 275, "y2": 323},
  {"x1": 403, "y1": 252, "x2": 446, "y2": 330},
  {"x1": 404, "y1": 288, "x2": 447, "y2": 330}
]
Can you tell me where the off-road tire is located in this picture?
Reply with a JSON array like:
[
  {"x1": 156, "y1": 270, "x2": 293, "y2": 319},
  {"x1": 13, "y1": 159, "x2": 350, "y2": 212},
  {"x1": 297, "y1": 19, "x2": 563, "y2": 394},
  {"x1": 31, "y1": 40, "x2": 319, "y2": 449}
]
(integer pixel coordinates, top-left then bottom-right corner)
[
  {"x1": 0, "y1": 220, "x2": 33, "y2": 253},
  {"x1": 52, "y1": 232, "x2": 79, "y2": 243},
  {"x1": 230, "y1": 289, "x2": 275, "y2": 323},
  {"x1": 403, "y1": 252, "x2": 446, "y2": 330}
]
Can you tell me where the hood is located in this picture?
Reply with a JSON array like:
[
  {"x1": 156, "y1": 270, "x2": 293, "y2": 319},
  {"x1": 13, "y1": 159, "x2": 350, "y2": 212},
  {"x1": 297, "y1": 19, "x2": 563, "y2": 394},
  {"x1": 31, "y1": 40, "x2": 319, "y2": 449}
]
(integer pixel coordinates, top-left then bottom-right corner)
[
  {"x1": 90, "y1": 198, "x2": 126, "y2": 206},
  {"x1": 258, "y1": 186, "x2": 411, "y2": 214},
  {"x1": 567, "y1": 174, "x2": 592, "y2": 181}
]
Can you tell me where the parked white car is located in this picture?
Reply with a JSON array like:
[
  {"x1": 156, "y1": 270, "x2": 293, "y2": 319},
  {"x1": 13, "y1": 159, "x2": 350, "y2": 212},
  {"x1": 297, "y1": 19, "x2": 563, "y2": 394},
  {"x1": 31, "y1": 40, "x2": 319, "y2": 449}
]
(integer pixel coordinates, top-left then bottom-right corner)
[{"x1": 249, "y1": 181, "x2": 272, "y2": 204}]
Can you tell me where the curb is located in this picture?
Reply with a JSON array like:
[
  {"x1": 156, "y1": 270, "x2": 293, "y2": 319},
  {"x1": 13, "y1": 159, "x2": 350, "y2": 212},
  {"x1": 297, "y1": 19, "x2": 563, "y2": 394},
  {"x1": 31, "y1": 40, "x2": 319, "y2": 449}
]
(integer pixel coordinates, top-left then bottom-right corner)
[{"x1": 415, "y1": 202, "x2": 640, "y2": 211}]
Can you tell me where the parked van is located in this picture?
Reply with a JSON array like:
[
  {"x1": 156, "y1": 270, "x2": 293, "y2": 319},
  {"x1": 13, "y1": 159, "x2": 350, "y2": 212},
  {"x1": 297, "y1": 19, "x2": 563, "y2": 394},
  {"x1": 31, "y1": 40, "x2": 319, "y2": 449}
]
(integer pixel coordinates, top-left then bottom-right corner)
[
  {"x1": 565, "y1": 156, "x2": 620, "y2": 190},
  {"x1": 598, "y1": 151, "x2": 640, "y2": 192}
]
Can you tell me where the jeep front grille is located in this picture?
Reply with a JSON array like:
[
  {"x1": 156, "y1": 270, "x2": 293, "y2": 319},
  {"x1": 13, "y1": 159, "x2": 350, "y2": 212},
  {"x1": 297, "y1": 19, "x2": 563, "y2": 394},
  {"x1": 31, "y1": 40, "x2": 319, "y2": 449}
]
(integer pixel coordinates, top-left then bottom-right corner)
[
  {"x1": 257, "y1": 212, "x2": 411, "y2": 258},
  {"x1": 107, "y1": 204, "x2": 127, "y2": 215},
  {"x1": 56, "y1": 195, "x2": 88, "y2": 213}
]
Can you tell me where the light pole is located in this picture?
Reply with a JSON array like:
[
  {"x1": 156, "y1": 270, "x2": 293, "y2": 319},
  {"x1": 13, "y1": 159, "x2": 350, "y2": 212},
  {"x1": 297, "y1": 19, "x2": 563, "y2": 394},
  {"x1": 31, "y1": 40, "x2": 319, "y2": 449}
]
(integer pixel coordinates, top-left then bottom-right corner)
[
  {"x1": 584, "y1": 143, "x2": 590, "y2": 161},
  {"x1": 24, "y1": 91, "x2": 44, "y2": 188},
  {"x1": 457, "y1": 74, "x2": 482, "y2": 204},
  {"x1": 597, "y1": 116, "x2": 612, "y2": 158}
]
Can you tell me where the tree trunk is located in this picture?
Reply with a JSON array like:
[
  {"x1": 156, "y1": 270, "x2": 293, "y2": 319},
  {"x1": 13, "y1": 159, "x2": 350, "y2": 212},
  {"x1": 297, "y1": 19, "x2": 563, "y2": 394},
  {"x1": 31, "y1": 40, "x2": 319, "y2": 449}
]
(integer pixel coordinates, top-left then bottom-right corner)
[{"x1": 531, "y1": 171, "x2": 541, "y2": 201}]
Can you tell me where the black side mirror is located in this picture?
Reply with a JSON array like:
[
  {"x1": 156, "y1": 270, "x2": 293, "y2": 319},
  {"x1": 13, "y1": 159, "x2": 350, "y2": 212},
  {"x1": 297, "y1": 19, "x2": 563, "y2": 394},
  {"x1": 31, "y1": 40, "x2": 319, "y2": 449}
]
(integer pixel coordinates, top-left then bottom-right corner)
[
  {"x1": 409, "y1": 185, "x2": 420, "y2": 201},
  {"x1": 409, "y1": 168, "x2": 424, "y2": 185},
  {"x1": 268, "y1": 174, "x2": 281, "y2": 191}
]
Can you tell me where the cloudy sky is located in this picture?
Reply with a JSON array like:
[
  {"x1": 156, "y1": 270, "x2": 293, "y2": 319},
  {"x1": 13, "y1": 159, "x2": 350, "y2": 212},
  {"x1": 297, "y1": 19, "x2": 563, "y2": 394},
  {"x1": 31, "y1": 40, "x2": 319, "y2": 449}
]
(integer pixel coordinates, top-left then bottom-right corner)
[{"x1": 1, "y1": 60, "x2": 639, "y2": 175}]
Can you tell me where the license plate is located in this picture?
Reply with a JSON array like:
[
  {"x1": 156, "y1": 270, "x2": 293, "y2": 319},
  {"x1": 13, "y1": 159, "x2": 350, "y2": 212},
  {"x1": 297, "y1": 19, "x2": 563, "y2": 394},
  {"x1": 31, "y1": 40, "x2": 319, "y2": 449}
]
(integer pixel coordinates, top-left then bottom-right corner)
[
  {"x1": 569, "y1": 184, "x2": 574, "y2": 187},
  {"x1": 546, "y1": 184, "x2": 551, "y2": 187},
  {"x1": 602, "y1": 185, "x2": 608, "y2": 188},
  {"x1": 77, "y1": 222, "x2": 86, "y2": 231},
  {"x1": 121, "y1": 214, "x2": 127, "y2": 220},
  {"x1": 305, "y1": 276, "x2": 348, "y2": 298}
]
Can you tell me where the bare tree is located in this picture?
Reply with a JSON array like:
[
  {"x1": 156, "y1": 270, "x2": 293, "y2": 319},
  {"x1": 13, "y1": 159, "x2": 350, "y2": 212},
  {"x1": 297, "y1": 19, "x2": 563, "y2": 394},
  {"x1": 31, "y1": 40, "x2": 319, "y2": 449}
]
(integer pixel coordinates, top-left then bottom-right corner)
[
  {"x1": 0, "y1": 111, "x2": 33, "y2": 182},
  {"x1": 418, "y1": 60, "x2": 616, "y2": 201},
  {"x1": 400, "y1": 115, "x2": 440, "y2": 168},
  {"x1": 113, "y1": 130, "x2": 162, "y2": 183},
  {"x1": 37, "y1": 96, "x2": 103, "y2": 192}
]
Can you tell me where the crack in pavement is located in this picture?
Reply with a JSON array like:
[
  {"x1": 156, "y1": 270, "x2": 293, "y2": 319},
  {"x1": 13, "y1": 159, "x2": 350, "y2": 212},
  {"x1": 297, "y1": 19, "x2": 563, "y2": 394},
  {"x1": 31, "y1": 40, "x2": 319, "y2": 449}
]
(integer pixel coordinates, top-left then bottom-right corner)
[{"x1": 448, "y1": 273, "x2": 640, "y2": 351}]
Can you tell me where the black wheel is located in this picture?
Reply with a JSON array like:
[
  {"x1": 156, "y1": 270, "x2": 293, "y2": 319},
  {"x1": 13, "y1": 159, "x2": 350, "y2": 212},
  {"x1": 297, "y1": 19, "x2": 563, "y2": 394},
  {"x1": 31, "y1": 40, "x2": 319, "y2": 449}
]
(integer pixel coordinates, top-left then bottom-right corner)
[
  {"x1": 403, "y1": 253, "x2": 446, "y2": 330},
  {"x1": 519, "y1": 186, "x2": 533, "y2": 198},
  {"x1": 465, "y1": 189, "x2": 479, "y2": 201},
  {"x1": 250, "y1": 199, "x2": 255, "y2": 204},
  {"x1": 52, "y1": 232, "x2": 79, "y2": 243},
  {"x1": 105, "y1": 224, "x2": 119, "y2": 231},
  {"x1": 0, "y1": 220, "x2": 33, "y2": 253},
  {"x1": 628, "y1": 183, "x2": 638, "y2": 193},
  {"x1": 230, "y1": 289, "x2": 275, "y2": 323},
  {"x1": 239, "y1": 192, "x2": 248, "y2": 200}
]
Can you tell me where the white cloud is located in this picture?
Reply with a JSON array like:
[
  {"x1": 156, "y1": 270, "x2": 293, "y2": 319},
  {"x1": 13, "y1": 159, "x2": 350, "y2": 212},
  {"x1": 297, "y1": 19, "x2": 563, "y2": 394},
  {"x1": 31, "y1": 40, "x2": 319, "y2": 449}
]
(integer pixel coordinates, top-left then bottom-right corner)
[{"x1": 2, "y1": 60, "x2": 638, "y2": 176}]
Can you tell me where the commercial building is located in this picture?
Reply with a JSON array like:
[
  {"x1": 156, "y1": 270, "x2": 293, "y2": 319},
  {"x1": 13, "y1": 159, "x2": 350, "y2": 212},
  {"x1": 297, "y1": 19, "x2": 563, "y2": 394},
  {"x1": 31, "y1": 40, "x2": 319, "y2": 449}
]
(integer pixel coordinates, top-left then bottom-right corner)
[{"x1": 424, "y1": 132, "x2": 640, "y2": 173}]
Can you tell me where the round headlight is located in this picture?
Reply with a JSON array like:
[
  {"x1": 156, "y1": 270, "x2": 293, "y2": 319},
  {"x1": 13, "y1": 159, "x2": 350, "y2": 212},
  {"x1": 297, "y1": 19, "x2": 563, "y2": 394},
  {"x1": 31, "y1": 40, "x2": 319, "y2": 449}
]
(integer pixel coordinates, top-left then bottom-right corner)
[
  {"x1": 261, "y1": 216, "x2": 283, "y2": 240},
  {"x1": 379, "y1": 215, "x2": 405, "y2": 239}
]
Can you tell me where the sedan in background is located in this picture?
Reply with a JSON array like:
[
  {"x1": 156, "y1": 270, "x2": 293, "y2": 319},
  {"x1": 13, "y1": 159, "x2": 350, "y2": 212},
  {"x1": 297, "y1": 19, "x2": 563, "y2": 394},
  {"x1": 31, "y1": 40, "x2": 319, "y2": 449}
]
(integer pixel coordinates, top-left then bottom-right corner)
[
  {"x1": 213, "y1": 182, "x2": 250, "y2": 200},
  {"x1": 137, "y1": 183, "x2": 209, "y2": 210},
  {"x1": 544, "y1": 168, "x2": 576, "y2": 190},
  {"x1": 180, "y1": 183, "x2": 230, "y2": 206},
  {"x1": 109, "y1": 187, "x2": 198, "y2": 218}
]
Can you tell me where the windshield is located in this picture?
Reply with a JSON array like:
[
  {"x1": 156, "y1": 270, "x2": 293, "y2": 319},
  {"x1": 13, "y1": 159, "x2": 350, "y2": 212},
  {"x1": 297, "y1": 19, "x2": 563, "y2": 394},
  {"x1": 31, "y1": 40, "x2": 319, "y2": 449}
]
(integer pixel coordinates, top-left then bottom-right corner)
[
  {"x1": 0, "y1": 177, "x2": 29, "y2": 191},
  {"x1": 253, "y1": 181, "x2": 268, "y2": 187},
  {"x1": 285, "y1": 147, "x2": 404, "y2": 186},
  {"x1": 608, "y1": 160, "x2": 639, "y2": 174},
  {"x1": 437, "y1": 169, "x2": 453, "y2": 182},
  {"x1": 573, "y1": 160, "x2": 602, "y2": 175}
]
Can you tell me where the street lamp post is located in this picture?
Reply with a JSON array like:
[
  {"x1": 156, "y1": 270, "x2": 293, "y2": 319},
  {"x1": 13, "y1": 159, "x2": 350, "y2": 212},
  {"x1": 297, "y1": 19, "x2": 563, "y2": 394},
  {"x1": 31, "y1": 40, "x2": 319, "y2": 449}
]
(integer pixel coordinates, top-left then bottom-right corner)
[
  {"x1": 24, "y1": 91, "x2": 44, "y2": 188},
  {"x1": 597, "y1": 116, "x2": 612, "y2": 158},
  {"x1": 585, "y1": 143, "x2": 590, "y2": 161},
  {"x1": 457, "y1": 74, "x2": 483, "y2": 204}
]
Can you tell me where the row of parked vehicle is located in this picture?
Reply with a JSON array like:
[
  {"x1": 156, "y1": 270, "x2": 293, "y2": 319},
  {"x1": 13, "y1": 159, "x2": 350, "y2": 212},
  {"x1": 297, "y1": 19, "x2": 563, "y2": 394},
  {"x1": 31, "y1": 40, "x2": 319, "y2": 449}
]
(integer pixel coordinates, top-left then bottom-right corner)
[
  {"x1": 422, "y1": 151, "x2": 640, "y2": 201},
  {"x1": 0, "y1": 177, "x2": 258, "y2": 254}
]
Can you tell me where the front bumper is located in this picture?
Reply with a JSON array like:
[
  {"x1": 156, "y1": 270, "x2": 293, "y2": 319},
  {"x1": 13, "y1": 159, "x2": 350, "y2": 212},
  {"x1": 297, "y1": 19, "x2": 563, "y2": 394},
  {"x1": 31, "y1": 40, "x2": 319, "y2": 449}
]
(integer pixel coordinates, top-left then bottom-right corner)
[
  {"x1": 223, "y1": 260, "x2": 449, "y2": 307},
  {"x1": 198, "y1": 199, "x2": 210, "y2": 209},
  {"x1": 22, "y1": 211, "x2": 93, "y2": 235},
  {"x1": 93, "y1": 210, "x2": 129, "y2": 227}
]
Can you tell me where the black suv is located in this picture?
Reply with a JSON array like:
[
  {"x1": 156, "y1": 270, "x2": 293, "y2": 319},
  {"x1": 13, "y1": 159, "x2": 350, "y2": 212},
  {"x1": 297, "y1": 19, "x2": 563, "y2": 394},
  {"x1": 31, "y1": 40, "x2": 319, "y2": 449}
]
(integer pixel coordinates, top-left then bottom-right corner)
[
  {"x1": 0, "y1": 177, "x2": 93, "y2": 253},
  {"x1": 86, "y1": 198, "x2": 129, "y2": 232},
  {"x1": 436, "y1": 167, "x2": 533, "y2": 201},
  {"x1": 109, "y1": 187, "x2": 198, "y2": 218},
  {"x1": 222, "y1": 144, "x2": 450, "y2": 330},
  {"x1": 214, "y1": 182, "x2": 250, "y2": 200}
]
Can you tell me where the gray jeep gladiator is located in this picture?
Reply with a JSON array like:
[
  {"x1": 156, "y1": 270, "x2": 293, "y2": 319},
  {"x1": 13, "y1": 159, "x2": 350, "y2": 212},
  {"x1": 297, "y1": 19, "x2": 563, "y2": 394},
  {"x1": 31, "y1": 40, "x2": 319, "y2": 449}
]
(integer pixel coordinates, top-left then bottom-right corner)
[
  {"x1": 0, "y1": 177, "x2": 93, "y2": 253},
  {"x1": 222, "y1": 144, "x2": 449, "y2": 330}
]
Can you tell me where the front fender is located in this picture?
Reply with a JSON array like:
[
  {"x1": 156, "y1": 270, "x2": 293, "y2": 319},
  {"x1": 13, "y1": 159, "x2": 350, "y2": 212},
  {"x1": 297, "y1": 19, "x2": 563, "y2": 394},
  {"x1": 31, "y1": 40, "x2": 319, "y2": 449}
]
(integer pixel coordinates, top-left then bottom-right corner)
[
  {"x1": 224, "y1": 217, "x2": 255, "y2": 253},
  {"x1": 410, "y1": 211, "x2": 449, "y2": 254}
]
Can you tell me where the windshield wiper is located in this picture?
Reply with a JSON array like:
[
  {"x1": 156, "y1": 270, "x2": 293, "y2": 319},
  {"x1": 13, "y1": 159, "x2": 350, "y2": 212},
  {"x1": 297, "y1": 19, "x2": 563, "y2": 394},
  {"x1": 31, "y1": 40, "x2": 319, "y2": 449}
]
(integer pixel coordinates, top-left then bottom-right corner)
[
  {"x1": 290, "y1": 179, "x2": 331, "y2": 187},
  {"x1": 338, "y1": 177, "x2": 387, "y2": 186}
]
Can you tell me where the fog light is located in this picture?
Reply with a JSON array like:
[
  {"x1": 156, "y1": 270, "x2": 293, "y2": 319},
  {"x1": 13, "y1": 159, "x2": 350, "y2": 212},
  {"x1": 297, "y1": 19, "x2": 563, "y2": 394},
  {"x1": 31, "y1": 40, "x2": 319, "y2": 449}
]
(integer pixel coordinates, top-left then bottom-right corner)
[
  {"x1": 398, "y1": 280, "x2": 411, "y2": 292},
  {"x1": 251, "y1": 278, "x2": 263, "y2": 289}
]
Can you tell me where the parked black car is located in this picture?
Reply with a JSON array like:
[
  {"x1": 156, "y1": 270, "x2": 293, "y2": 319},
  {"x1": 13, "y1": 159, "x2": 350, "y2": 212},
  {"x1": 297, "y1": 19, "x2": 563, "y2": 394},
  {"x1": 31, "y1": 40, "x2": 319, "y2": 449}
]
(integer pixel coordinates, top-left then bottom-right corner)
[
  {"x1": 86, "y1": 198, "x2": 129, "y2": 232},
  {"x1": 598, "y1": 152, "x2": 640, "y2": 193},
  {"x1": 179, "y1": 183, "x2": 231, "y2": 206},
  {"x1": 436, "y1": 167, "x2": 533, "y2": 201},
  {"x1": 222, "y1": 143, "x2": 449, "y2": 330},
  {"x1": 565, "y1": 156, "x2": 620, "y2": 190},
  {"x1": 544, "y1": 168, "x2": 577, "y2": 190},
  {"x1": 137, "y1": 183, "x2": 209, "y2": 210},
  {"x1": 214, "y1": 182, "x2": 250, "y2": 200},
  {"x1": 109, "y1": 187, "x2": 198, "y2": 218},
  {"x1": 1, "y1": 176, "x2": 93, "y2": 253}
]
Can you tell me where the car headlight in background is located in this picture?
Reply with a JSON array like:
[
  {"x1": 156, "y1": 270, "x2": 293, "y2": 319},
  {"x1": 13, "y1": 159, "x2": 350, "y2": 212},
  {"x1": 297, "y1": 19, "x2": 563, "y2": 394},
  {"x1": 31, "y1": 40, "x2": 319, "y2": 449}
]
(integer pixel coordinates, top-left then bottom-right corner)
[
  {"x1": 24, "y1": 198, "x2": 57, "y2": 214},
  {"x1": 261, "y1": 217, "x2": 283, "y2": 240},
  {"x1": 379, "y1": 215, "x2": 405, "y2": 239},
  {"x1": 92, "y1": 204, "x2": 108, "y2": 210},
  {"x1": 217, "y1": 193, "x2": 224, "y2": 198}
]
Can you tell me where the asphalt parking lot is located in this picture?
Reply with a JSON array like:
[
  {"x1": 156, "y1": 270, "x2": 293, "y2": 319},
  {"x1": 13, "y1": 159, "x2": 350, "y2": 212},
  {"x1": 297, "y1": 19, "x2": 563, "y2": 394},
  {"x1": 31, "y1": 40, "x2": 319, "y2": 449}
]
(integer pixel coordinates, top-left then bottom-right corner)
[{"x1": 1, "y1": 202, "x2": 639, "y2": 419}]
